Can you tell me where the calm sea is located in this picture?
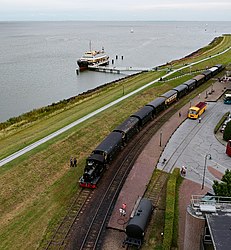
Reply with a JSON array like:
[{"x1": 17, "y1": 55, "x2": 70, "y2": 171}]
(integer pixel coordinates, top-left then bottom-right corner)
[{"x1": 0, "y1": 21, "x2": 230, "y2": 122}]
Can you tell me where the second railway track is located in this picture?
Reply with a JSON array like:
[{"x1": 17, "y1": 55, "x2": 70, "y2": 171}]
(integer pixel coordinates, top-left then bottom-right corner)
[{"x1": 45, "y1": 91, "x2": 203, "y2": 250}]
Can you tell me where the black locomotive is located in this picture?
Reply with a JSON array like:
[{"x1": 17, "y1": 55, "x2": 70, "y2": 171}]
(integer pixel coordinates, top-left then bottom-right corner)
[
  {"x1": 79, "y1": 64, "x2": 223, "y2": 188},
  {"x1": 123, "y1": 198, "x2": 153, "y2": 248}
]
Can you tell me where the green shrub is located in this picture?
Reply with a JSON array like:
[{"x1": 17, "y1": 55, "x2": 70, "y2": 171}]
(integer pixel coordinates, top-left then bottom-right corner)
[{"x1": 162, "y1": 169, "x2": 177, "y2": 249}]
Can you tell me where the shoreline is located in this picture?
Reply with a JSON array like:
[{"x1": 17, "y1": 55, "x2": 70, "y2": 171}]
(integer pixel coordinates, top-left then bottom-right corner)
[{"x1": 0, "y1": 36, "x2": 220, "y2": 127}]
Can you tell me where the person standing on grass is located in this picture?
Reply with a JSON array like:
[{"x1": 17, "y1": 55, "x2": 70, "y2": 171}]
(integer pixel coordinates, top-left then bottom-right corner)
[
  {"x1": 70, "y1": 157, "x2": 73, "y2": 167},
  {"x1": 73, "y1": 157, "x2": 77, "y2": 167}
]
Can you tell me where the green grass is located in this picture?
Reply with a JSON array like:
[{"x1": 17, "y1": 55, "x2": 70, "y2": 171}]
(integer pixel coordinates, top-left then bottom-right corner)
[{"x1": 0, "y1": 34, "x2": 230, "y2": 249}]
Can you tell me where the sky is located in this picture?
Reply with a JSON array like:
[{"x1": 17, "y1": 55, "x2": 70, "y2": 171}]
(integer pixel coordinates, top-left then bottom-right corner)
[{"x1": 1, "y1": 0, "x2": 231, "y2": 21}]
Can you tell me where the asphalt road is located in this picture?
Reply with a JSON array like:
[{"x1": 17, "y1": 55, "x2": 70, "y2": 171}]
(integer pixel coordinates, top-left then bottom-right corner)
[{"x1": 157, "y1": 100, "x2": 231, "y2": 189}]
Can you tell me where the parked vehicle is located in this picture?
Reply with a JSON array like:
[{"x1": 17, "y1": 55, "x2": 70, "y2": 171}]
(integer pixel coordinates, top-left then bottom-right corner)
[
  {"x1": 188, "y1": 102, "x2": 207, "y2": 119},
  {"x1": 224, "y1": 93, "x2": 231, "y2": 104}
]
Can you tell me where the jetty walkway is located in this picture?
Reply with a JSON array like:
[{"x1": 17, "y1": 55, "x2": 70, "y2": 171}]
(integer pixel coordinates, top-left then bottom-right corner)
[{"x1": 88, "y1": 65, "x2": 152, "y2": 74}]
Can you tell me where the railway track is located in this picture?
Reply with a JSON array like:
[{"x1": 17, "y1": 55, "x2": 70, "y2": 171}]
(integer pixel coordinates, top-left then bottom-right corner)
[
  {"x1": 45, "y1": 189, "x2": 93, "y2": 249},
  {"x1": 45, "y1": 93, "x2": 196, "y2": 250},
  {"x1": 65, "y1": 103, "x2": 184, "y2": 249}
]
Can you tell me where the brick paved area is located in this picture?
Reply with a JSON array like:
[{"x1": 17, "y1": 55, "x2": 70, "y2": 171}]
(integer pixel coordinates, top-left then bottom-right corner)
[{"x1": 103, "y1": 79, "x2": 231, "y2": 249}]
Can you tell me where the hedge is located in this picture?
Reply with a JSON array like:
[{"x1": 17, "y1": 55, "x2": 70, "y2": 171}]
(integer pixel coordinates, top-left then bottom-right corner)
[{"x1": 162, "y1": 168, "x2": 181, "y2": 250}]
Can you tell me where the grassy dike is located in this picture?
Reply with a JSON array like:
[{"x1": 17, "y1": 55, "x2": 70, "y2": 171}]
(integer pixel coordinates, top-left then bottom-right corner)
[{"x1": 0, "y1": 35, "x2": 230, "y2": 249}]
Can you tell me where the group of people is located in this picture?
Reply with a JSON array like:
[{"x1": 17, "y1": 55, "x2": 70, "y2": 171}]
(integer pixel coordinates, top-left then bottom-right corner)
[{"x1": 70, "y1": 157, "x2": 77, "y2": 167}]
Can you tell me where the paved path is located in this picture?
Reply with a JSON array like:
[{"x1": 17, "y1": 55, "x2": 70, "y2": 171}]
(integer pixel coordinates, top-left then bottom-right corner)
[
  {"x1": 106, "y1": 78, "x2": 231, "y2": 234},
  {"x1": 157, "y1": 101, "x2": 231, "y2": 189}
]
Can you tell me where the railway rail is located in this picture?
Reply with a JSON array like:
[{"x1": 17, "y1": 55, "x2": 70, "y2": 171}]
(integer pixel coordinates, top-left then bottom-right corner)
[
  {"x1": 45, "y1": 86, "x2": 214, "y2": 249},
  {"x1": 45, "y1": 101, "x2": 182, "y2": 250}
]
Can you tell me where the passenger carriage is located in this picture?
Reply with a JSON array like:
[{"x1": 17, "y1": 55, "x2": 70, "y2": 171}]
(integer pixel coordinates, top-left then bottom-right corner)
[
  {"x1": 173, "y1": 84, "x2": 188, "y2": 98},
  {"x1": 160, "y1": 89, "x2": 178, "y2": 106},
  {"x1": 201, "y1": 69, "x2": 212, "y2": 80},
  {"x1": 208, "y1": 66, "x2": 219, "y2": 76},
  {"x1": 193, "y1": 74, "x2": 206, "y2": 86},
  {"x1": 92, "y1": 131, "x2": 123, "y2": 163},
  {"x1": 214, "y1": 64, "x2": 224, "y2": 72},
  {"x1": 113, "y1": 116, "x2": 140, "y2": 143},
  {"x1": 182, "y1": 79, "x2": 197, "y2": 91},
  {"x1": 146, "y1": 97, "x2": 166, "y2": 116},
  {"x1": 130, "y1": 106, "x2": 154, "y2": 127}
]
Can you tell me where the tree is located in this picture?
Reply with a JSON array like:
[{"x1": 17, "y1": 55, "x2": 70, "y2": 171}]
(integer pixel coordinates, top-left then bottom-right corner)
[
  {"x1": 223, "y1": 121, "x2": 231, "y2": 141},
  {"x1": 213, "y1": 169, "x2": 231, "y2": 196}
]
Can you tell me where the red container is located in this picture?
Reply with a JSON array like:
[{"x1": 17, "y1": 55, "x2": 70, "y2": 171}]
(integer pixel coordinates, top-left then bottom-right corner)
[{"x1": 226, "y1": 140, "x2": 231, "y2": 157}]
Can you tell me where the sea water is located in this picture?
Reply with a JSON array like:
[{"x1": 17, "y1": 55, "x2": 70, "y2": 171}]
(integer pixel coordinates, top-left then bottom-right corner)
[{"x1": 0, "y1": 21, "x2": 230, "y2": 122}]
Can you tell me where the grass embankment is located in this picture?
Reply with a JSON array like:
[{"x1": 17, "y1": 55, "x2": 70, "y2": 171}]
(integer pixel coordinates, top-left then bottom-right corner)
[
  {"x1": 162, "y1": 169, "x2": 183, "y2": 250},
  {"x1": 0, "y1": 35, "x2": 230, "y2": 249}
]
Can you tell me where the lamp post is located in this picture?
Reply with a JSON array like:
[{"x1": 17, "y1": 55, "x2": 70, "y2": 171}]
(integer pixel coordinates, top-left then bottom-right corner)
[
  {"x1": 159, "y1": 130, "x2": 162, "y2": 147},
  {"x1": 202, "y1": 154, "x2": 212, "y2": 189}
]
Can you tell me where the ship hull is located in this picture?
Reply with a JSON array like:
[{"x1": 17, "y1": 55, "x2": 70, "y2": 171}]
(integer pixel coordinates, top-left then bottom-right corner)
[{"x1": 77, "y1": 59, "x2": 109, "y2": 71}]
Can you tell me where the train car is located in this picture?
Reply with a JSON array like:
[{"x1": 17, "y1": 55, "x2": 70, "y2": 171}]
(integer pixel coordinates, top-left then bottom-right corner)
[
  {"x1": 201, "y1": 69, "x2": 212, "y2": 80},
  {"x1": 193, "y1": 74, "x2": 206, "y2": 86},
  {"x1": 113, "y1": 116, "x2": 140, "y2": 143},
  {"x1": 214, "y1": 64, "x2": 224, "y2": 72},
  {"x1": 123, "y1": 198, "x2": 153, "y2": 248},
  {"x1": 92, "y1": 131, "x2": 123, "y2": 163},
  {"x1": 131, "y1": 106, "x2": 154, "y2": 127},
  {"x1": 208, "y1": 66, "x2": 219, "y2": 76},
  {"x1": 146, "y1": 97, "x2": 166, "y2": 116},
  {"x1": 160, "y1": 89, "x2": 178, "y2": 106},
  {"x1": 182, "y1": 79, "x2": 197, "y2": 91},
  {"x1": 173, "y1": 84, "x2": 188, "y2": 98}
]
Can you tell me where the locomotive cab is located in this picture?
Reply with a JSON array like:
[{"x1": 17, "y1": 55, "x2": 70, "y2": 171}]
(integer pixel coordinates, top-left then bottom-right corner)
[{"x1": 79, "y1": 154, "x2": 105, "y2": 188}]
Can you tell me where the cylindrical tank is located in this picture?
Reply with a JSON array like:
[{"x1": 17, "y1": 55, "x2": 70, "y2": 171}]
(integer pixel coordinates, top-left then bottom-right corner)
[{"x1": 126, "y1": 198, "x2": 153, "y2": 239}]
